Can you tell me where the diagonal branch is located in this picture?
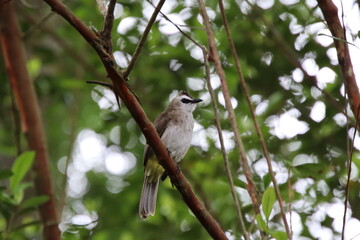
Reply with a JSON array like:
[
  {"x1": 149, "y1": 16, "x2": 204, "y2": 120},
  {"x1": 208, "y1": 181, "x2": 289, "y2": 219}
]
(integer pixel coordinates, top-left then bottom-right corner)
[
  {"x1": 197, "y1": 0, "x2": 262, "y2": 226},
  {"x1": 217, "y1": 0, "x2": 291, "y2": 238},
  {"x1": 203, "y1": 49, "x2": 250, "y2": 240},
  {"x1": 123, "y1": 0, "x2": 166, "y2": 77},
  {"x1": 317, "y1": 0, "x2": 359, "y2": 119},
  {"x1": 146, "y1": 0, "x2": 208, "y2": 54},
  {"x1": 41, "y1": 0, "x2": 227, "y2": 239}
]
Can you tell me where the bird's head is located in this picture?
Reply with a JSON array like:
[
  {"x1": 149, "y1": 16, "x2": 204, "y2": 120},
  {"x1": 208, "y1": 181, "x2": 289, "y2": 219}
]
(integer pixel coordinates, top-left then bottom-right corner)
[{"x1": 169, "y1": 91, "x2": 202, "y2": 112}]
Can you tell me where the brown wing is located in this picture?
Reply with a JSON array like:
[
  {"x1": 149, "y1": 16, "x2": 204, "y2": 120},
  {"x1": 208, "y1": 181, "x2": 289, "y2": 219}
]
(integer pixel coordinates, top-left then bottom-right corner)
[{"x1": 143, "y1": 111, "x2": 172, "y2": 166}]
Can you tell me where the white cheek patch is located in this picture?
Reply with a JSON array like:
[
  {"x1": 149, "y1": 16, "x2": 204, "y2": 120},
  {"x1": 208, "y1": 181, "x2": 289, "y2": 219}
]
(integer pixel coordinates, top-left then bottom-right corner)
[{"x1": 181, "y1": 95, "x2": 193, "y2": 101}]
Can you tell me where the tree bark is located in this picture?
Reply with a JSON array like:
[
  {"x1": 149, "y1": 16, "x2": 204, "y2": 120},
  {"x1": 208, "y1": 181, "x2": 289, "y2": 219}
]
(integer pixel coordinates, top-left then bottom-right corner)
[
  {"x1": 0, "y1": 2, "x2": 60, "y2": 240},
  {"x1": 317, "y1": 0, "x2": 360, "y2": 119}
]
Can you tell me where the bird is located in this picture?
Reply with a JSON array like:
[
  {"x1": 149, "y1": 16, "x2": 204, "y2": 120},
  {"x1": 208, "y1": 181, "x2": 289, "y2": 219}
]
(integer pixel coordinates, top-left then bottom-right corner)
[{"x1": 139, "y1": 90, "x2": 202, "y2": 219}]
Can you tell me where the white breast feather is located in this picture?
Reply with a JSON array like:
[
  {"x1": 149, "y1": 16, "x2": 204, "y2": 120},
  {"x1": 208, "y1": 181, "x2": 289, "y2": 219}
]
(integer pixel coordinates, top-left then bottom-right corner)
[{"x1": 161, "y1": 114, "x2": 194, "y2": 162}]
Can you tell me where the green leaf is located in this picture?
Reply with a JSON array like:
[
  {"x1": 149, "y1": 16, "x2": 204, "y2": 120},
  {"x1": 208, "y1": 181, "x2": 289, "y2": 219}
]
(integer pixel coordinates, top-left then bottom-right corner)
[
  {"x1": 293, "y1": 163, "x2": 326, "y2": 180},
  {"x1": 233, "y1": 178, "x2": 248, "y2": 189},
  {"x1": 13, "y1": 182, "x2": 33, "y2": 204},
  {"x1": 256, "y1": 214, "x2": 269, "y2": 232},
  {"x1": 21, "y1": 195, "x2": 49, "y2": 210},
  {"x1": 318, "y1": 33, "x2": 360, "y2": 49},
  {"x1": 262, "y1": 173, "x2": 271, "y2": 188},
  {"x1": 9, "y1": 151, "x2": 35, "y2": 193},
  {"x1": 262, "y1": 187, "x2": 276, "y2": 221},
  {"x1": 269, "y1": 230, "x2": 288, "y2": 240},
  {"x1": 0, "y1": 169, "x2": 12, "y2": 180}
]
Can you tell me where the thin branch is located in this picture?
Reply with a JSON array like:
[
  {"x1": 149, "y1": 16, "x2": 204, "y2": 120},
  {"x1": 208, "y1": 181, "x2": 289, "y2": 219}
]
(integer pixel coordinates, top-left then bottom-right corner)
[
  {"x1": 86, "y1": 80, "x2": 114, "y2": 89},
  {"x1": 123, "y1": 0, "x2": 166, "y2": 77},
  {"x1": 59, "y1": 90, "x2": 79, "y2": 217},
  {"x1": 100, "y1": 0, "x2": 116, "y2": 53},
  {"x1": 317, "y1": 0, "x2": 360, "y2": 119},
  {"x1": 0, "y1": 2, "x2": 60, "y2": 239},
  {"x1": 41, "y1": 0, "x2": 227, "y2": 238},
  {"x1": 342, "y1": 104, "x2": 359, "y2": 239},
  {"x1": 217, "y1": 0, "x2": 291, "y2": 238},
  {"x1": 197, "y1": 0, "x2": 261, "y2": 225},
  {"x1": 146, "y1": 0, "x2": 208, "y2": 54},
  {"x1": 203, "y1": 49, "x2": 249, "y2": 240},
  {"x1": 22, "y1": 11, "x2": 54, "y2": 39}
]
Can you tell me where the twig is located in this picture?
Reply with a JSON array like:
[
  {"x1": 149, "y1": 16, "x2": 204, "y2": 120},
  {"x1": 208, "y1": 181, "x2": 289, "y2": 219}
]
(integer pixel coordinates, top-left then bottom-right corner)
[
  {"x1": 203, "y1": 49, "x2": 249, "y2": 240},
  {"x1": 23, "y1": 11, "x2": 54, "y2": 39},
  {"x1": 41, "y1": 0, "x2": 227, "y2": 238},
  {"x1": 197, "y1": 0, "x2": 261, "y2": 225},
  {"x1": 217, "y1": 0, "x2": 291, "y2": 238},
  {"x1": 100, "y1": 0, "x2": 116, "y2": 53},
  {"x1": 146, "y1": 0, "x2": 208, "y2": 54},
  {"x1": 287, "y1": 169, "x2": 293, "y2": 237},
  {"x1": 58, "y1": 91, "x2": 79, "y2": 216},
  {"x1": 86, "y1": 80, "x2": 113, "y2": 89},
  {"x1": 342, "y1": 103, "x2": 359, "y2": 239},
  {"x1": 86, "y1": 80, "x2": 122, "y2": 109},
  {"x1": 123, "y1": 0, "x2": 166, "y2": 77}
]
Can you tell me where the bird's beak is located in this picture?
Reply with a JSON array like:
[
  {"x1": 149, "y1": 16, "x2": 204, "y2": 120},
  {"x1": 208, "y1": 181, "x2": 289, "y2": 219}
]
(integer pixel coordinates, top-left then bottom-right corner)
[{"x1": 191, "y1": 98, "x2": 203, "y2": 104}]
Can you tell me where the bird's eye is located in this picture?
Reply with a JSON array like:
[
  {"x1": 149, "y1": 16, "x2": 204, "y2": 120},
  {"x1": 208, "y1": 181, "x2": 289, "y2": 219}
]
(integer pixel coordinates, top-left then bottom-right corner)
[{"x1": 181, "y1": 98, "x2": 192, "y2": 104}]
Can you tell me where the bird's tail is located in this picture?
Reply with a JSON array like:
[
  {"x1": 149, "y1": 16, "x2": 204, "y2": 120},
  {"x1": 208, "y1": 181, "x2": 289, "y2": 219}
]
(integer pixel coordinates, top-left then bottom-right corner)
[{"x1": 139, "y1": 175, "x2": 160, "y2": 219}]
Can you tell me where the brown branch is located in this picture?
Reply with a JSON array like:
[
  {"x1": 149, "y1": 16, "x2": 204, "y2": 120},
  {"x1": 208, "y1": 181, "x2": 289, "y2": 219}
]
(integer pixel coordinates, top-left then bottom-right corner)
[
  {"x1": 317, "y1": 0, "x2": 360, "y2": 119},
  {"x1": 100, "y1": 0, "x2": 116, "y2": 53},
  {"x1": 197, "y1": 0, "x2": 262, "y2": 227},
  {"x1": 203, "y1": 49, "x2": 249, "y2": 240},
  {"x1": 217, "y1": 0, "x2": 291, "y2": 238},
  {"x1": 0, "y1": 2, "x2": 60, "y2": 240},
  {"x1": 123, "y1": 0, "x2": 166, "y2": 77},
  {"x1": 41, "y1": 0, "x2": 228, "y2": 239}
]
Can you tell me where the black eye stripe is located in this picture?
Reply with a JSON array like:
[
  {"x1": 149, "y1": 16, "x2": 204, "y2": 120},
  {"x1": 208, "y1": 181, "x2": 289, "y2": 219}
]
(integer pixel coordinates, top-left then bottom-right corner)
[{"x1": 181, "y1": 98, "x2": 192, "y2": 104}]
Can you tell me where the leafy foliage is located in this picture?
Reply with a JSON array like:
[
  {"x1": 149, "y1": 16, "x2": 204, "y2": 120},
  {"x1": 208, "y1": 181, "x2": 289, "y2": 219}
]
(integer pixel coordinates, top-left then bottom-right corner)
[{"x1": 0, "y1": 152, "x2": 49, "y2": 239}]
